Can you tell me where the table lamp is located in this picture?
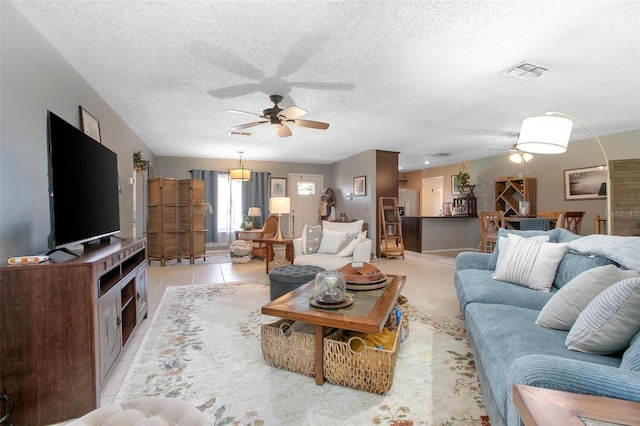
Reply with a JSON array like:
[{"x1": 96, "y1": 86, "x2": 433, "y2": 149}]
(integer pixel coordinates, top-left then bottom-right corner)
[
  {"x1": 248, "y1": 206, "x2": 261, "y2": 229},
  {"x1": 270, "y1": 197, "x2": 290, "y2": 240}
]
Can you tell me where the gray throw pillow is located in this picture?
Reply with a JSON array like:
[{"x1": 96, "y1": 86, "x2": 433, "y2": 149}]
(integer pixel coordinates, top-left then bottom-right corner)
[
  {"x1": 566, "y1": 277, "x2": 640, "y2": 354},
  {"x1": 536, "y1": 265, "x2": 639, "y2": 330}
]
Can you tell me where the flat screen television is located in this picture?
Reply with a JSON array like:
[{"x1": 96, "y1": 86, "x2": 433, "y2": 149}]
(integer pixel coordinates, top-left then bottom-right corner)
[{"x1": 47, "y1": 110, "x2": 120, "y2": 251}]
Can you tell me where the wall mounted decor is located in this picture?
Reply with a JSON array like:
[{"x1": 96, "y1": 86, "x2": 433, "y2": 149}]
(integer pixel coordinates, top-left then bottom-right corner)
[
  {"x1": 354, "y1": 176, "x2": 366, "y2": 196},
  {"x1": 79, "y1": 106, "x2": 101, "y2": 143},
  {"x1": 270, "y1": 177, "x2": 287, "y2": 197},
  {"x1": 564, "y1": 166, "x2": 607, "y2": 200}
]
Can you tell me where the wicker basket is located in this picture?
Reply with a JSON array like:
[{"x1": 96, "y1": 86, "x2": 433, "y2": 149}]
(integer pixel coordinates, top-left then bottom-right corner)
[
  {"x1": 261, "y1": 320, "x2": 319, "y2": 376},
  {"x1": 231, "y1": 254, "x2": 252, "y2": 264},
  {"x1": 323, "y1": 311, "x2": 408, "y2": 394},
  {"x1": 387, "y1": 295, "x2": 410, "y2": 339}
]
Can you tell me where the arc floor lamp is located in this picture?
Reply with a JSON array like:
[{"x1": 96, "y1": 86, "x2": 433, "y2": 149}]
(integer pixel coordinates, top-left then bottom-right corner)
[{"x1": 517, "y1": 112, "x2": 611, "y2": 234}]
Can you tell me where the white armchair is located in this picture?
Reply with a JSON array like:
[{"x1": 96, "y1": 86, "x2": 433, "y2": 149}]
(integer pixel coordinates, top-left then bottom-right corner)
[{"x1": 293, "y1": 220, "x2": 372, "y2": 270}]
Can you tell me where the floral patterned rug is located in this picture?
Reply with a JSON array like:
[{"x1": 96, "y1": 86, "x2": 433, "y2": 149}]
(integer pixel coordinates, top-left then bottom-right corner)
[{"x1": 115, "y1": 282, "x2": 489, "y2": 425}]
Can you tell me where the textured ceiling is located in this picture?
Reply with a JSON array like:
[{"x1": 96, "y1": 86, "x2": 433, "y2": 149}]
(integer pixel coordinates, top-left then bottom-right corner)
[{"x1": 12, "y1": 1, "x2": 640, "y2": 170}]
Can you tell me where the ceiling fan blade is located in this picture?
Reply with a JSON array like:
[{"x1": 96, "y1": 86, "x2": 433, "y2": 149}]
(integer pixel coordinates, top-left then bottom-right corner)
[
  {"x1": 274, "y1": 123, "x2": 292, "y2": 138},
  {"x1": 292, "y1": 119, "x2": 330, "y2": 130},
  {"x1": 289, "y1": 82, "x2": 356, "y2": 91},
  {"x1": 191, "y1": 42, "x2": 264, "y2": 81},
  {"x1": 230, "y1": 121, "x2": 268, "y2": 131},
  {"x1": 208, "y1": 83, "x2": 260, "y2": 99},
  {"x1": 226, "y1": 108, "x2": 264, "y2": 117},
  {"x1": 278, "y1": 105, "x2": 306, "y2": 120}
]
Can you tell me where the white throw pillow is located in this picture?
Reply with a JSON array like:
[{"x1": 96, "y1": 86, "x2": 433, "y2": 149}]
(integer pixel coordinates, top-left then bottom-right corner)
[
  {"x1": 322, "y1": 219, "x2": 363, "y2": 235},
  {"x1": 492, "y1": 234, "x2": 568, "y2": 291},
  {"x1": 566, "y1": 277, "x2": 640, "y2": 354},
  {"x1": 494, "y1": 234, "x2": 550, "y2": 270},
  {"x1": 301, "y1": 225, "x2": 322, "y2": 254},
  {"x1": 336, "y1": 231, "x2": 367, "y2": 257},
  {"x1": 317, "y1": 229, "x2": 348, "y2": 254},
  {"x1": 536, "y1": 265, "x2": 640, "y2": 330}
]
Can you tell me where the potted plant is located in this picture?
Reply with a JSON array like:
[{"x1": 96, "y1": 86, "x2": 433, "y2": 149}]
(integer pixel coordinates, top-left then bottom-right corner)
[
  {"x1": 454, "y1": 168, "x2": 471, "y2": 191},
  {"x1": 133, "y1": 151, "x2": 149, "y2": 172}
]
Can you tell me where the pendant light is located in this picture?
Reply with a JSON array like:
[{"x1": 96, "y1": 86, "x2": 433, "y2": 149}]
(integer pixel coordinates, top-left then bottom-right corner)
[{"x1": 229, "y1": 151, "x2": 251, "y2": 181}]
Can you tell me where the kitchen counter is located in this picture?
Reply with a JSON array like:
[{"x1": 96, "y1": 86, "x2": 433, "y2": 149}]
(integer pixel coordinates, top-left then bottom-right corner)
[{"x1": 402, "y1": 216, "x2": 479, "y2": 252}]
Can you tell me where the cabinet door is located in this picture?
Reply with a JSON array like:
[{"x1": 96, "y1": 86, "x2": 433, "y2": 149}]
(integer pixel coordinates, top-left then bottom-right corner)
[
  {"x1": 98, "y1": 286, "x2": 121, "y2": 381},
  {"x1": 136, "y1": 265, "x2": 148, "y2": 321}
]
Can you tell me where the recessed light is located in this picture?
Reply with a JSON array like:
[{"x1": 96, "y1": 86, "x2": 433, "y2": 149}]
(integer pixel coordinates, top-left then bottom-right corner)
[{"x1": 424, "y1": 161, "x2": 430, "y2": 164}]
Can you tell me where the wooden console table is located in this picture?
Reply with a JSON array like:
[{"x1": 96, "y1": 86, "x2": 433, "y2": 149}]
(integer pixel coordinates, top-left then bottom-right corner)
[{"x1": 513, "y1": 384, "x2": 640, "y2": 425}]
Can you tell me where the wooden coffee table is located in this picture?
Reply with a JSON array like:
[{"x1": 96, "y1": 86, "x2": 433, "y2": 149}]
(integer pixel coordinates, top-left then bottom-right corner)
[{"x1": 261, "y1": 274, "x2": 406, "y2": 385}]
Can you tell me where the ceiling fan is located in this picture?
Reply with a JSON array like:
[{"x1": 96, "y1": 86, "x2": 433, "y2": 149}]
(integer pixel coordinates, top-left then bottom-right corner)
[{"x1": 227, "y1": 95, "x2": 330, "y2": 138}]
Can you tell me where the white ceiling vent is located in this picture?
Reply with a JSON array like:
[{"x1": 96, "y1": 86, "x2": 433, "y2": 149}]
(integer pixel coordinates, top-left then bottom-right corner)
[{"x1": 502, "y1": 61, "x2": 548, "y2": 80}]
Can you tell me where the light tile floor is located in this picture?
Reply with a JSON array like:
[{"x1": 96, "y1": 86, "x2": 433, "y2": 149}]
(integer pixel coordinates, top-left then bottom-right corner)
[{"x1": 99, "y1": 248, "x2": 469, "y2": 406}]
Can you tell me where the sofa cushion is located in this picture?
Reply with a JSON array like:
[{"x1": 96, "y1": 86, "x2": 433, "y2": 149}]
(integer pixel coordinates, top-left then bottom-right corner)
[
  {"x1": 553, "y1": 251, "x2": 619, "y2": 289},
  {"x1": 323, "y1": 219, "x2": 363, "y2": 235},
  {"x1": 621, "y1": 332, "x2": 640, "y2": 372},
  {"x1": 302, "y1": 225, "x2": 322, "y2": 254},
  {"x1": 464, "y1": 303, "x2": 620, "y2": 421},
  {"x1": 493, "y1": 234, "x2": 568, "y2": 291},
  {"x1": 455, "y1": 269, "x2": 555, "y2": 316},
  {"x1": 317, "y1": 229, "x2": 348, "y2": 254},
  {"x1": 566, "y1": 276, "x2": 640, "y2": 354},
  {"x1": 537, "y1": 265, "x2": 640, "y2": 330}
]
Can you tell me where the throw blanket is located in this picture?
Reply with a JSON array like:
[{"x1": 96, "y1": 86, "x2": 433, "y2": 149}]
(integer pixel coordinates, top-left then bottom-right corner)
[{"x1": 568, "y1": 235, "x2": 640, "y2": 272}]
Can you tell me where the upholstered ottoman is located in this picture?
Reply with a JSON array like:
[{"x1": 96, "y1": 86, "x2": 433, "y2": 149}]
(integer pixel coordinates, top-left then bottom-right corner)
[
  {"x1": 67, "y1": 396, "x2": 209, "y2": 425},
  {"x1": 268, "y1": 264, "x2": 325, "y2": 300}
]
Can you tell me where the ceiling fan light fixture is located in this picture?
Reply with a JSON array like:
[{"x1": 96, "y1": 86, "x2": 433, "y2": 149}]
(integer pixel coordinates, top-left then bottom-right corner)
[
  {"x1": 229, "y1": 151, "x2": 251, "y2": 181},
  {"x1": 509, "y1": 151, "x2": 533, "y2": 163}
]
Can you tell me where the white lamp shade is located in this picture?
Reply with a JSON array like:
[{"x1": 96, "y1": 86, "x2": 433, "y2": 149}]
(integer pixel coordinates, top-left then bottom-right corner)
[
  {"x1": 517, "y1": 115, "x2": 572, "y2": 154},
  {"x1": 270, "y1": 197, "x2": 290, "y2": 214},
  {"x1": 248, "y1": 207, "x2": 261, "y2": 216}
]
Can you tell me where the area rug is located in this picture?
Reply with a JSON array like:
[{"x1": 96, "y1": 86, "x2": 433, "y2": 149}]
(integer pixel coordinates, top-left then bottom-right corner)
[{"x1": 115, "y1": 282, "x2": 489, "y2": 425}]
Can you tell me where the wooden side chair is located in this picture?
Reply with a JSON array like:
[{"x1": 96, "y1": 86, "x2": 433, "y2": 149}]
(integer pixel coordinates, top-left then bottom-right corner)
[
  {"x1": 478, "y1": 210, "x2": 505, "y2": 253},
  {"x1": 537, "y1": 211, "x2": 564, "y2": 229},
  {"x1": 561, "y1": 211, "x2": 586, "y2": 234},
  {"x1": 235, "y1": 215, "x2": 279, "y2": 259},
  {"x1": 594, "y1": 214, "x2": 608, "y2": 234}
]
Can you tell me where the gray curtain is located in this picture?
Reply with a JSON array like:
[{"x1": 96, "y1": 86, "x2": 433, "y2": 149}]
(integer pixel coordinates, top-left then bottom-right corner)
[
  {"x1": 190, "y1": 169, "x2": 219, "y2": 242},
  {"x1": 242, "y1": 171, "x2": 270, "y2": 227}
]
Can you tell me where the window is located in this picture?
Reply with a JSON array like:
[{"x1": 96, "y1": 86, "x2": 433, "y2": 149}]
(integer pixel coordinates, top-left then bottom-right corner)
[
  {"x1": 209, "y1": 173, "x2": 243, "y2": 247},
  {"x1": 297, "y1": 181, "x2": 316, "y2": 196}
]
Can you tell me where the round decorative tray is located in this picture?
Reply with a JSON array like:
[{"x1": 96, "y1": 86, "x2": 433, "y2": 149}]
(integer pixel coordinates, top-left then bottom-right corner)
[
  {"x1": 346, "y1": 278, "x2": 388, "y2": 291},
  {"x1": 309, "y1": 296, "x2": 354, "y2": 310},
  {"x1": 338, "y1": 262, "x2": 385, "y2": 284}
]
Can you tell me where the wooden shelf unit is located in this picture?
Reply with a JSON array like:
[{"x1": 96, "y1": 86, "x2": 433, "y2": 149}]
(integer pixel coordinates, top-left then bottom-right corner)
[
  {"x1": 0, "y1": 238, "x2": 148, "y2": 426},
  {"x1": 494, "y1": 177, "x2": 537, "y2": 217},
  {"x1": 148, "y1": 178, "x2": 178, "y2": 265},
  {"x1": 178, "y1": 179, "x2": 208, "y2": 264},
  {"x1": 379, "y1": 197, "x2": 404, "y2": 259}
]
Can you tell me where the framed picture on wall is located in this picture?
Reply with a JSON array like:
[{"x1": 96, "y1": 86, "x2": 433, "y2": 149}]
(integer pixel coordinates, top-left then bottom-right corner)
[
  {"x1": 354, "y1": 176, "x2": 366, "y2": 196},
  {"x1": 270, "y1": 177, "x2": 287, "y2": 197},
  {"x1": 79, "y1": 106, "x2": 102, "y2": 143},
  {"x1": 451, "y1": 175, "x2": 460, "y2": 195},
  {"x1": 564, "y1": 165, "x2": 607, "y2": 200}
]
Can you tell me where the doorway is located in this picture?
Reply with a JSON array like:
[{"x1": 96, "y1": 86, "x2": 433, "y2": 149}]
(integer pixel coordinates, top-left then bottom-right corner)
[
  {"x1": 289, "y1": 173, "x2": 323, "y2": 238},
  {"x1": 421, "y1": 176, "x2": 444, "y2": 216}
]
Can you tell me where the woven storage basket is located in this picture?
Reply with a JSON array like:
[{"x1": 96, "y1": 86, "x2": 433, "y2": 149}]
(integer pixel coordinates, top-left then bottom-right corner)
[
  {"x1": 230, "y1": 254, "x2": 252, "y2": 264},
  {"x1": 261, "y1": 320, "x2": 318, "y2": 377},
  {"x1": 323, "y1": 311, "x2": 408, "y2": 394},
  {"x1": 387, "y1": 295, "x2": 410, "y2": 339}
]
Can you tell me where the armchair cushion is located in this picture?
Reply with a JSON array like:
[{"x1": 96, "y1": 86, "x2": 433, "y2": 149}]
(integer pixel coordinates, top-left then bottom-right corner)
[
  {"x1": 337, "y1": 231, "x2": 367, "y2": 257},
  {"x1": 318, "y1": 229, "x2": 348, "y2": 254},
  {"x1": 301, "y1": 225, "x2": 322, "y2": 254}
]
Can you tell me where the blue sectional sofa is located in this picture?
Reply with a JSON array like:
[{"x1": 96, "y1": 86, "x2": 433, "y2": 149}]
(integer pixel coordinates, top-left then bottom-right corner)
[{"x1": 454, "y1": 228, "x2": 640, "y2": 425}]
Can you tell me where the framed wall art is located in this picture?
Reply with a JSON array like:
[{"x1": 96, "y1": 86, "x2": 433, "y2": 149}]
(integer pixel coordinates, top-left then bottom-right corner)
[
  {"x1": 79, "y1": 106, "x2": 102, "y2": 143},
  {"x1": 354, "y1": 176, "x2": 366, "y2": 196},
  {"x1": 270, "y1": 177, "x2": 287, "y2": 197},
  {"x1": 451, "y1": 175, "x2": 460, "y2": 195},
  {"x1": 564, "y1": 165, "x2": 607, "y2": 200}
]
